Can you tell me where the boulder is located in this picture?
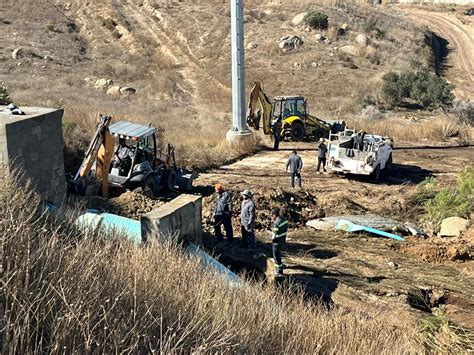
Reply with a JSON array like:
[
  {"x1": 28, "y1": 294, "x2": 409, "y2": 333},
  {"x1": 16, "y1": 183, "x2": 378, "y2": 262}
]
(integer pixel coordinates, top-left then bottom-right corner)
[
  {"x1": 11, "y1": 47, "x2": 41, "y2": 60},
  {"x1": 95, "y1": 78, "x2": 113, "y2": 89},
  {"x1": 11, "y1": 47, "x2": 23, "y2": 60},
  {"x1": 440, "y1": 217, "x2": 469, "y2": 237},
  {"x1": 120, "y1": 86, "x2": 136, "y2": 95},
  {"x1": 324, "y1": 38, "x2": 331, "y2": 44},
  {"x1": 355, "y1": 33, "x2": 369, "y2": 46},
  {"x1": 279, "y1": 36, "x2": 304, "y2": 52},
  {"x1": 315, "y1": 33, "x2": 323, "y2": 41},
  {"x1": 291, "y1": 12, "x2": 307, "y2": 26},
  {"x1": 338, "y1": 23, "x2": 349, "y2": 35},
  {"x1": 247, "y1": 42, "x2": 258, "y2": 50},
  {"x1": 106, "y1": 85, "x2": 121, "y2": 96},
  {"x1": 340, "y1": 45, "x2": 359, "y2": 56}
]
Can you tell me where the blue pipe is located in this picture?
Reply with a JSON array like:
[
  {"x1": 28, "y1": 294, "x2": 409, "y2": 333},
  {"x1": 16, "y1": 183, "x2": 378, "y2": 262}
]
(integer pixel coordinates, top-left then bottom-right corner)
[{"x1": 74, "y1": 211, "x2": 241, "y2": 286}]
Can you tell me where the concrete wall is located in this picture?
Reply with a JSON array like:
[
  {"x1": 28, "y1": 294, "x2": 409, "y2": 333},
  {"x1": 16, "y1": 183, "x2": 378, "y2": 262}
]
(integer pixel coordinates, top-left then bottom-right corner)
[
  {"x1": 0, "y1": 106, "x2": 66, "y2": 204},
  {"x1": 141, "y1": 194, "x2": 203, "y2": 245}
]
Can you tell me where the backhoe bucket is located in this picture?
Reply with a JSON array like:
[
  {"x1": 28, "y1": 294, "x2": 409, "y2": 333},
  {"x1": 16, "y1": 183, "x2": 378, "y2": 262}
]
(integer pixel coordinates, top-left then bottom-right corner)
[{"x1": 175, "y1": 169, "x2": 195, "y2": 191}]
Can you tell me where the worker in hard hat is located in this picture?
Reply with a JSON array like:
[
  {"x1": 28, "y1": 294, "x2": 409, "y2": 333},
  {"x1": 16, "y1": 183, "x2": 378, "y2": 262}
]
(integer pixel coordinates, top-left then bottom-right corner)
[
  {"x1": 240, "y1": 189, "x2": 256, "y2": 249},
  {"x1": 271, "y1": 208, "x2": 288, "y2": 276},
  {"x1": 317, "y1": 138, "x2": 328, "y2": 174},
  {"x1": 214, "y1": 184, "x2": 233, "y2": 242}
]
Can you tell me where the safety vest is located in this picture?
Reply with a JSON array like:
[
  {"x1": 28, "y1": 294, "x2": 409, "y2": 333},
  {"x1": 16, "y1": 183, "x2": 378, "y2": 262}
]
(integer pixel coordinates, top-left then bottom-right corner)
[{"x1": 273, "y1": 217, "x2": 288, "y2": 240}]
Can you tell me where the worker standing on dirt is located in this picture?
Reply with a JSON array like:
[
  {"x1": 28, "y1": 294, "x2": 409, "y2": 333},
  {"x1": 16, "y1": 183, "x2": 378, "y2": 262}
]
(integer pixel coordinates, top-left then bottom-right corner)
[
  {"x1": 317, "y1": 138, "x2": 328, "y2": 174},
  {"x1": 285, "y1": 150, "x2": 303, "y2": 188},
  {"x1": 240, "y1": 189, "x2": 256, "y2": 249},
  {"x1": 271, "y1": 208, "x2": 288, "y2": 276},
  {"x1": 214, "y1": 184, "x2": 233, "y2": 242},
  {"x1": 272, "y1": 119, "x2": 282, "y2": 151}
]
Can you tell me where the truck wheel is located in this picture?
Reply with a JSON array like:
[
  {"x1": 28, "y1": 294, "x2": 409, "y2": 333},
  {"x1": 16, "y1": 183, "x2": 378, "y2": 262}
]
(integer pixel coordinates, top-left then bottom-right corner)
[
  {"x1": 372, "y1": 165, "x2": 381, "y2": 182},
  {"x1": 142, "y1": 175, "x2": 156, "y2": 198},
  {"x1": 162, "y1": 170, "x2": 177, "y2": 190},
  {"x1": 290, "y1": 122, "x2": 305, "y2": 141},
  {"x1": 314, "y1": 128, "x2": 326, "y2": 141}
]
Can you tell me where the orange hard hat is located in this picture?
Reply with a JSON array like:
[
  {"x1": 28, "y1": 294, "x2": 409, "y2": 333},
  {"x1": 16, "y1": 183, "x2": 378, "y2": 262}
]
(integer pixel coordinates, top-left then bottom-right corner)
[{"x1": 215, "y1": 183, "x2": 224, "y2": 192}]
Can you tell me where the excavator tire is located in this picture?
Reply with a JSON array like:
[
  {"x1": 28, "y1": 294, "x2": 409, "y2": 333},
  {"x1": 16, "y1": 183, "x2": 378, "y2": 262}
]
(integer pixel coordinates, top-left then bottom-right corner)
[
  {"x1": 142, "y1": 175, "x2": 156, "y2": 198},
  {"x1": 162, "y1": 169, "x2": 177, "y2": 191},
  {"x1": 314, "y1": 128, "x2": 326, "y2": 141},
  {"x1": 290, "y1": 121, "x2": 305, "y2": 141}
]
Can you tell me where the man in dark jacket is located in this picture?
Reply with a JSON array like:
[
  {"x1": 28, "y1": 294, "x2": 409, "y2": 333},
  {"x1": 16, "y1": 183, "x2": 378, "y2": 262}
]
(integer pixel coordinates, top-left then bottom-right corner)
[
  {"x1": 317, "y1": 138, "x2": 328, "y2": 174},
  {"x1": 240, "y1": 189, "x2": 256, "y2": 249},
  {"x1": 285, "y1": 150, "x2": 303, "y2": 188},
  {"x1": 214, "y1": 184, "x2": 233, "y2": 242},
  {"x1": 271, "y1": 208, "x2": 288, "y2": 275}
]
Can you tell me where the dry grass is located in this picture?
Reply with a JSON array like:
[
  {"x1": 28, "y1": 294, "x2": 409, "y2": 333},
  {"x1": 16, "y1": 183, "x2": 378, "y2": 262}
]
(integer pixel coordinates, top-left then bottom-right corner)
[
  {"x1": 349, "y1": 116, "x2": 473, "y2": 144},
  {"x1": 0, "y1": 175, "x2": 437, "y2": 353}
]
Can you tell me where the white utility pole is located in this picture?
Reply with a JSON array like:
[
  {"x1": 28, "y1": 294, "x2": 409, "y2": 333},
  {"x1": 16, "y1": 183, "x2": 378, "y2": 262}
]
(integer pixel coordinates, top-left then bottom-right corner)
[{"x1": 226, "y1": 0, "x2": 252, "y2": 145}]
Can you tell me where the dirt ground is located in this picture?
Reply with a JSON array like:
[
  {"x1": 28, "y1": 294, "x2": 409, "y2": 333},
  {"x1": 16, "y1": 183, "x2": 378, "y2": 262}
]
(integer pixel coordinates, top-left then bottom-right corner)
[
  {"x1": 400, "y1": 6, "x2": 474, "y2": 101},
  {"x1": 195, "y1": 141, "x2": 474, "y2": 329}
]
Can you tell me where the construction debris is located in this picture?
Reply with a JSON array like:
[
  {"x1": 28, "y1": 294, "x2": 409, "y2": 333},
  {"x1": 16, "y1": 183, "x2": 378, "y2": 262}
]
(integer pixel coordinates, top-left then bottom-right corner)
[
  {"x1": 307, "y1": 214, "x2": 414, "y2": 234},
  {"x1": 335, "y1": 219, "x2": 404, "y2": 241},
  {"x1": 203, "y1": 188, "x2": 324, "y2": 232}
]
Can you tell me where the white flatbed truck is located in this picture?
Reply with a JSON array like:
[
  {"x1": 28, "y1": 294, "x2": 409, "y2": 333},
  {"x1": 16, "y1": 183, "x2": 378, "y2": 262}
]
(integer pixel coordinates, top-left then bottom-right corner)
[{"x1": 327, "y1": 129, "x2": 393, "y2": 181}]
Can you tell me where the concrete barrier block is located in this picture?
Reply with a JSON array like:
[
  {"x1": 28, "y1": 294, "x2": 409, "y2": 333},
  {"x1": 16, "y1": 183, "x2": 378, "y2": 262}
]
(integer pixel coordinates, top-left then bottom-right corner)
[
  {"x1": 141, "y1": 194, "x2": 203, "y2": 245},
  {"x1": 0, "y1": 106, "x2": 66, "y2": 205}
]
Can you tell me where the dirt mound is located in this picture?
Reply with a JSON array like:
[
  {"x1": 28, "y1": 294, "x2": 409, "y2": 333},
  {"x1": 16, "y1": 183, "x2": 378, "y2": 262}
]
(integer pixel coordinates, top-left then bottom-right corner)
[
  {"x1": 396, "y1": 237, "x2": 474, "y2": 263},
  {"x1": 203, "y1": 188, "x2": 325, "y2": 232},
  {"x1": 89, "y1": 191, "x2": 165, "y2": 219}
]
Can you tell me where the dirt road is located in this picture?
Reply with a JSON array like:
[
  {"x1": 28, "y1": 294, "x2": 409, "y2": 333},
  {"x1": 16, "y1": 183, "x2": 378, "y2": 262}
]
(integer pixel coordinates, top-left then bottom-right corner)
[
  {"x1": 196, "y1": 143, "x2": 474, "y2": 328},
  {"x1": 402, "y1": 7, "x2": 474, "y2": 100}
]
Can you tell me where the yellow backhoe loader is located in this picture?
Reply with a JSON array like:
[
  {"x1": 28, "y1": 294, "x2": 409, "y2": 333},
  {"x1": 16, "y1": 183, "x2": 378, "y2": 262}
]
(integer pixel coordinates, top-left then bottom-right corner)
[
  {"x1": 71, "y1": 115, "x2": 194, "y2": 198},
  {"x1": 246, "y1": 82, "x2": 345, "y2": 146}
]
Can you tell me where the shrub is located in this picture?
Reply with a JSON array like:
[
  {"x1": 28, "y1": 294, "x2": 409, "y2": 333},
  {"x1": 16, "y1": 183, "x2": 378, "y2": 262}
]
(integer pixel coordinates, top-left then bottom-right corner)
[
  {"x1": 0, "y1": 81, "x2": 12, "y2": 105},
  {"x1": 422, "y1": 167, "x2": 473, "y2": 228},
  {"x1": 304, "y1": 10, "x2": 328, "y2": 30},
  {"x1": 362, "y1": 18, "x2": 385, "y2": 39},
  {"x1": 451, "y1": 100, "x2": 474, "y2": 125},
  {"x1": 381, "y1": 70, "x2": 454, "y2": 109}
]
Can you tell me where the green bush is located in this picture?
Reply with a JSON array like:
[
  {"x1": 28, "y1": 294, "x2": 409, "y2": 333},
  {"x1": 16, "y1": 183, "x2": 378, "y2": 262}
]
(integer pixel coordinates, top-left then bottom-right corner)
[
  {"x1": 422, "y1": 167, "x2": 473, "y2": 228},
  {"x1": 304, "y1": 10, "x2": 328, "y2": 30},
  {"x1": 0, "y1": 81, "x2": 12, "y2": 105},
  {"x1": 362, "y1": 18, "x2": 385, "y2": 39},
  {"x1": 381, "y1": 70, "x2": 454, "y2": 109}
]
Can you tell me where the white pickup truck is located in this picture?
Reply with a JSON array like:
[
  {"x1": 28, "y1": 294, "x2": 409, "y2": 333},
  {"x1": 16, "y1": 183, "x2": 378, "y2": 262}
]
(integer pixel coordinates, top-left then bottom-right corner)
[{"x1": 327, "y1": 129, "x2": 393, "y2": 181}]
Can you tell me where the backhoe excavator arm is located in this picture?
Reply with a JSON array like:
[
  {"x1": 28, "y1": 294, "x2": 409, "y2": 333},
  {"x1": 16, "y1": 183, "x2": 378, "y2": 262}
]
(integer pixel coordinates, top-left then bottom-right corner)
[
  {"x1": 73, "y1": 115, "x2": 113, "y2": 197},
  {"x1": 246, "y1": 81, "x2": 273, "y2": 135}
]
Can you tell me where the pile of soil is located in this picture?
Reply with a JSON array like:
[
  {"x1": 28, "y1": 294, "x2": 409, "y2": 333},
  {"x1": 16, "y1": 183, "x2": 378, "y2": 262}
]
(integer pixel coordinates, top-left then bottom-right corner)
[
  {"x1": 203, "y1": 188, "x2": 325, "y2": 231},
  {"x1": 396, "y1": 235, "x2": 474, "y2": 263},
  {"x1": 89, "y1": 191, "x2": 165, "y2": 219}
]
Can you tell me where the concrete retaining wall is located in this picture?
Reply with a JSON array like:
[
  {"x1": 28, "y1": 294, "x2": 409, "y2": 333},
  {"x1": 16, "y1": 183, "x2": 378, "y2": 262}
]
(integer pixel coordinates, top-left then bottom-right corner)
[
  {"x1": 0, "y1": 106, "x2": 66, "y2": 204},
  {"x1": 141, "y1": 194, "x2": 203, "y2": 244}
]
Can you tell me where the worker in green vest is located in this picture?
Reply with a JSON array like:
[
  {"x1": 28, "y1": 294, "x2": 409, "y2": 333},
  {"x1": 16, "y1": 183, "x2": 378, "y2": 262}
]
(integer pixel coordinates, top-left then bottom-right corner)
[{"x1": 271, "y1": 208, "x2": 288, "y2": 275}]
